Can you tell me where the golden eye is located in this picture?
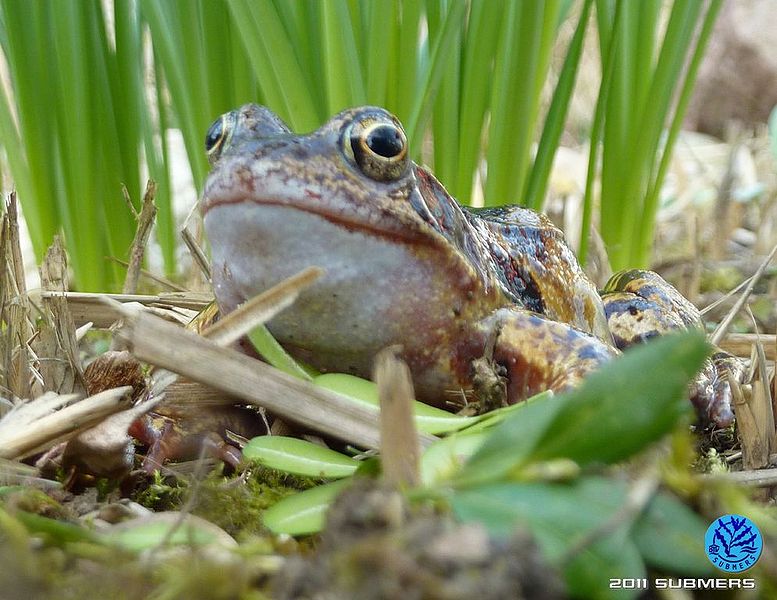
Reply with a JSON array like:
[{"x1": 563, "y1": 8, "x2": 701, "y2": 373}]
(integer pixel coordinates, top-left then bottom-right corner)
[
  {"x1": 344, "y1": 116, "x2": 408, "y2": 182},
  {"x1": 205, "y1": 111, "x2": 236, "y2": 164}
]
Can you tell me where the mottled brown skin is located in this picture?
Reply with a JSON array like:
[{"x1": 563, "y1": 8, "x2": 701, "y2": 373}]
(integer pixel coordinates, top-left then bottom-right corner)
[
  {"x1": 601, "y1": 270, "x2": 740, "y2": 425},
  {"x1": 200, "y1": 104, "x2": 737, "y2": 430},
  {"x1": 202, "y1": 104, "x2": 615, "y2": 412}
]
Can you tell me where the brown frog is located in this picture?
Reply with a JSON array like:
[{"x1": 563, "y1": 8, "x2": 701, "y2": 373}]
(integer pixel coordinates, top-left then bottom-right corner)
[{"x1": 201, "y1": 104, "x2": 739, "y2": 428}]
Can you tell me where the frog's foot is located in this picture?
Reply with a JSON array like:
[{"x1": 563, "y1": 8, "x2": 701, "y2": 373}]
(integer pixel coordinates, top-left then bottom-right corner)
[
  {"x1": 471, "y1": 308, "x2": 617, "y2": 403},
  {"x1": 602, "y1": 271, "x2": 747, "y2": 428},
  {"x1": 129, "y1": 406, "x2": 268, "y2": 472},
  {"x1": 690, "y1": 352, "x2": 746, "y2": 428}
]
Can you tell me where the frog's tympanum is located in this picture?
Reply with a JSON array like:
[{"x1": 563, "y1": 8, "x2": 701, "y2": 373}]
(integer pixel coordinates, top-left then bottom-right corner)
[{"x1": 201, "y1": 104, "x2": 741, "y2": 429}]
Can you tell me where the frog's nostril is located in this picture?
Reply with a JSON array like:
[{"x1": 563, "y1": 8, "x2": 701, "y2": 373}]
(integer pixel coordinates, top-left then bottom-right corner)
[{"x1": 366, "y1": 125, "x2": 404, "y2": 158}]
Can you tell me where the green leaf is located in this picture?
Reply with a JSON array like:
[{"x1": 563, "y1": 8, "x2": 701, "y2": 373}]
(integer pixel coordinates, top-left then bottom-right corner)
[
  {"x1": 313, "y1": 373, "x2": 479, "y2": 434},
  {"x1": 632, "y1": 492, "x2": 715, "y2": 575},
  {"x1": 420, "y1": 430, "x2": 489, "y2": 485},
  {"x1": 247, "y1": 325, "x2": 313, "y2": 381},
  {"x1": 14, "y1": 511, "x2": 99, "y2": 546},
  {"x1": 243, "y1": 436, "x2": 358, "y2": 479},
  {"x1": 451, "y1": 478, "x2": 644, "y2": 600},
  {"x1": 103, "y1": 513, "x2": 235, "y2": 553},
  {"x1": 457, "y1": 333, "x2": 709, "y2": 485},
  {"x1": 262, "y1": 479, "x2": 350, "y2": 536}
]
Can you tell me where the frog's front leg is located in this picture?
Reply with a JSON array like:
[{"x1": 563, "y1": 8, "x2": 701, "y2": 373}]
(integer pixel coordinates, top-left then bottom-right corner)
[{"x1": 467, "y1": 307, "x2": 617, "y2": 405}]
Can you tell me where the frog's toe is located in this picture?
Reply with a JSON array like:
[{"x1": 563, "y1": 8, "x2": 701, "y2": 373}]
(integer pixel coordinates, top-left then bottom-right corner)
[{"x1": 689, "y1": 352, "x2": 745, "y2": 428}]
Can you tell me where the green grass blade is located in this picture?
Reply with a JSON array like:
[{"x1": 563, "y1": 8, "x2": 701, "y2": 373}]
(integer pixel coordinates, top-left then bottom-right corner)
[
  {"x1": 638, "y1": 0, "x2": 723, "y2": 262},
  {"x1": 226, "y1": 0, "x2": 320, "y2": 130},
  {"x1": 404, "y1": 0, "x2": 467, "y2": 156},
  {"x1": 525, "y1": 0, "x2": 593, "y2": 211},
  {"x1": 364, "y1": 0, "x2": 395, "y2": 104},
  {"x1": 579, "y1": 0, "x2": 623, "y2": 264},
  {"x1": 321, "y1": 0, "x2": 366, "y2": 114},
  {"x1": 453, "y1": 1, "x2": 502, "y2": 202},
  {"x1": 389, "y1": 0, "x2": 422, "y2": 122}
]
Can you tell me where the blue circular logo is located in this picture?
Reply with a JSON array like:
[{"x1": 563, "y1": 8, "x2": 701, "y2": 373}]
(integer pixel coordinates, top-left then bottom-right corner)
[{"x1": 705, "y1": 514, "x2": 762, "y2": 572}]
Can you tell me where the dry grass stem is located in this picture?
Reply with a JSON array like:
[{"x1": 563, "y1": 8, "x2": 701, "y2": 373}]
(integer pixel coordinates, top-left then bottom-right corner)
[
  {"x1": 720, "y1": 333, "x2": 776, "y2": 360},
  {"x1": 37, "y1": 290, "x2": 213, "y2": 328},
  {"x1": 374, "y1": 346, "x2": 421, "y2": 487},
  {"x1": 705, "y1": 468, "x2": 777, "y2": 487},
  {"x1": 1, "y1": 192, "x2": 35, "y2": 400},
  {"x1": 123, "y1": 180, "x2": 158, "y2": 295},
  {"x1": 181, "y1": 226, "x2": 211, "y2": 280},
  {"x1": 0, "y1": 386, "x2": 133, "y2": 460},
  {"x1": 34, "y1": 237, "x2": 85, "y2": 395},
  {"x1": 709, "y1": 242, "x2": 777, "y2": 346},
  {"x1": 202, "y1": 266, "x2": 323, "y2": 346},
  {"x1": 109, "y1": 257, "x2": 187, "y2": 291},
  {"x1": 117, "y1": 308, "x2": 437, "y2": 451}
]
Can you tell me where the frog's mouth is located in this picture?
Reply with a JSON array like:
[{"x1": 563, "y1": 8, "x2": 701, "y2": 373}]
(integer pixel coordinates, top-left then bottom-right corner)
[{"x1": 202, "y1": 192, "x2": 431, "y2": 245}]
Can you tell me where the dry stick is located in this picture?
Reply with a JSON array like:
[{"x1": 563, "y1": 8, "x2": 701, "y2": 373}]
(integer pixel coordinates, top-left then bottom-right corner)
[
  {"x1": 202, "y1": 266, "x2": 323, "y2": 346},
  {"x1": 720, "y1": 333, "x2": 776, "y2": 360},
  {"x1": 736, "y1": 307, "x2": 775, "y2": 469},
  {"x1": 37, "y1": 237, "x2": 86, "y2": 395},
  {"x1": 5, "y1": 192, "x2": 27, "y2": 296},
  {"x1": 181, "y1": 227, "x2": 211, "y2": 280},
  {"x1": 39, "y1": 290, "x2": 212, "y2": 328},
  {"x1": 181, "y1": 200, "x2": 211, "y2": 280},
  {"x1": 0, "y1": 386, "x2": 133, "y2": 459},
  {"x1": 122, "y1": 180, "x2": 158, "y2": 295},
  {"x1": 374, "y1": 347, "x2": 421, "y2": 487},
  {"x1": 116, "y1": 308, "x2": 436, "y2": 451},
  {"x1": 709, "y1": 242, "x2": 777, "y2": 346},
  {"x1": 705, "y1": 468, "x2": 777, "y2": 487},
  {"x1": 109, "y1": 257, "x2": 187, "y2": 292}
]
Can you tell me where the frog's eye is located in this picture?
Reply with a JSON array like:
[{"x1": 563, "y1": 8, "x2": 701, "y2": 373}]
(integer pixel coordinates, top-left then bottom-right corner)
[
  {"x1": 345, "y1": 119, "x2": 408, "y2": 182},
  {"x1": 205, "y1": 112, "x2": 236, "y2": 165}
]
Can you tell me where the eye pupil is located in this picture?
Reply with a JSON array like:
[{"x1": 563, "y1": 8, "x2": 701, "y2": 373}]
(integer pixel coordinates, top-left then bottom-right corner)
[
  {"x1": 366, "y1": 125, "x2": 404, "y2": 158},
  {"x1": 205, "y1": 118, "x2": 224, "y2": 152}
]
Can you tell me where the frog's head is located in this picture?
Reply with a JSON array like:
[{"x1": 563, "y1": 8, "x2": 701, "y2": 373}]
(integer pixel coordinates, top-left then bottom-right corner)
[
  {"x1": 200, "y1": 105, "x2": 492, "y2": 358},
  {"x1": 201, "y1": 103, "x2": 445, "y2": 241}
]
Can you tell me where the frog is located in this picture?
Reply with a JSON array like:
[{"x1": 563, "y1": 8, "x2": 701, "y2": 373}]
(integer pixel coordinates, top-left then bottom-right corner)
[{"x1": 200, "y1": 103, "x2": 741, "y2": 429}]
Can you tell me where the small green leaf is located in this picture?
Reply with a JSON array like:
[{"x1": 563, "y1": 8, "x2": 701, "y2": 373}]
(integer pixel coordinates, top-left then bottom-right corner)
[
  {"x1": 262, "y1": 479, "x2": 350, "y2": 536},
  {"x1": 248, "y1": 325, "x2": 313, "y2": 380},
  {"x1": 313, "y1": 373, "x2": 479, "y2": 434},
  {"x1": 103, "y1": 512, "x2": 236, "y2": 552},
  {"x1": 632, "y1": 492, "x2": 715, "y2": 576},
  {"x1": 420, "y1": 430, "x2": 489, "y2": 485},
  {"x1": 451, "y1": 478, "x2": 644, "y2": 600},
  {"x1": 14, "y1": 511, "x2": 99, "y2": 546},
  {"x1": 243, "y1": 436, "x2": 358, "y2": 479}
]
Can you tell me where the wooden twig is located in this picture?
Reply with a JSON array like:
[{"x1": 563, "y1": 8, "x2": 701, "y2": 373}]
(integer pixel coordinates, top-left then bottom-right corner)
[
  {"x1": 36, "y1": 290, "x2": 213, "y2": 328},
  {"x1": 720, "y1": 333, "x2": 776, "y2": 360},
  {"x1": 116, "y1": 308, "x2": 436, "y2": 451},
  {"x1": 375, "y1": 346, "x2": 420, "y2": 487},
  {"x1": 123, "y1": 180, "x2": 158, "y2": 295},
  {"x1": 0, "y1": 386, "x2": 133, "y2": 460},
  {"x1": 36, "y1": 236, "x2": 85, "y2": 395},
  {"x1": 704, "y1": 468, "x2": 777, "y2": 487},
  {"x1": 202, "y1": 266, "x2": 323, "y2": 346},
  {"x1": 109, "y1": 257, "x2": 187, "y2": 292}
]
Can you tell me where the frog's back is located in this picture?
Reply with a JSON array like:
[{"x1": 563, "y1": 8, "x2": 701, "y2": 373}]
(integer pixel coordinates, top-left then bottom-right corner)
[{"x1": 467, "y1": 205, "x2": 611, "y2": 342}]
